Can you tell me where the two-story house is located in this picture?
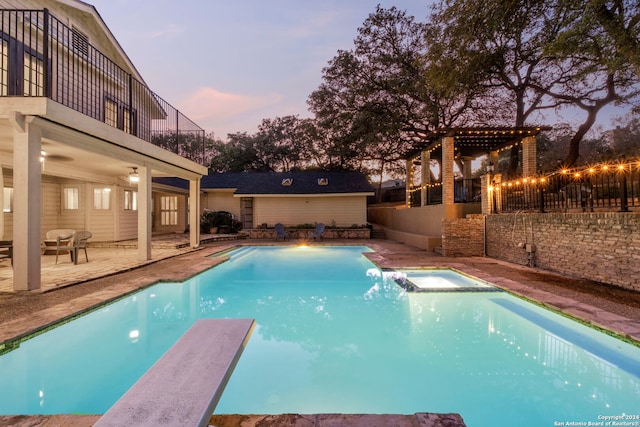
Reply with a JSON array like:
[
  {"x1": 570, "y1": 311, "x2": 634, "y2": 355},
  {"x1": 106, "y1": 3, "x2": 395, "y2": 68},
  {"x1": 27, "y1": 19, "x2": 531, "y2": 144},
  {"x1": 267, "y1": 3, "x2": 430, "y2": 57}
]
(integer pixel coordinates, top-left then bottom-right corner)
[{"x1": 0, "y1": 1, "x2": 208, "y2": 291}]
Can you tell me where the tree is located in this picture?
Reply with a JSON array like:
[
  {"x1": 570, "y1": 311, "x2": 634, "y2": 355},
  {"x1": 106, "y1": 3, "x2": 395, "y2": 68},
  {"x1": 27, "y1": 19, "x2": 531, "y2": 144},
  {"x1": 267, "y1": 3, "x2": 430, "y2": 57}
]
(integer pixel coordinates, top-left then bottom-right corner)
[
  {"x1": 430, "y1": 0, "x2": 639, "y2": 172},
  {"x1": 308, "y1": 6, "x2": 466, "y2": 198}
]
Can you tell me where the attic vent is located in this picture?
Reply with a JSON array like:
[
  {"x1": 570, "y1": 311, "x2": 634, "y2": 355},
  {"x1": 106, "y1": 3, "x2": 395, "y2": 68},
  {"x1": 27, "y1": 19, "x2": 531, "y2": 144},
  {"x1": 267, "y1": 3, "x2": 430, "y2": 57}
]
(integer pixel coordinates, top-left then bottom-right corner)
[
  {"x1": 281, "y1": 178, "x2": 293, "y2": 186},
  {"x1": 317, "y1": 178, "x2": 328, "y2": 186},
  {"x1": 72, "y1": 27, "x2": 89, "y2": 57}
]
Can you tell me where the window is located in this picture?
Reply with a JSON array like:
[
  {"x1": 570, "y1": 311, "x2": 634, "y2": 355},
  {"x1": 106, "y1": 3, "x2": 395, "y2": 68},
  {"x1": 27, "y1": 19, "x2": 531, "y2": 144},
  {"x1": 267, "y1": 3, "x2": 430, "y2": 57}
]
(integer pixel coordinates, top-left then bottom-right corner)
[
  {"x1": 0, "y1": 39, "x2": 8, "y2": 96},
  {"x1": 160, "y1": 196, "x2": 178, "y2": 225},
  {"x1": 3, "y1": 188, "x2": 13, "y2": 213},
  {"x1": 94, "y1": 188, "x2": 111, "y2": 210},
  {"x1": 104, "y1": 98, "x2": 118, "y2": 128},
  {"x1": 23, "y1": 52, "x2": 44, "y2": 96},
  {"x1": 124, "y1": 190, "x2": 137, "y2": 211},
  {"x1": 104, "y1": 96, "x2": 137, "y2": 135},
  {"x1": 63, "y1": 187, "x2": 79, "y2": 210}
]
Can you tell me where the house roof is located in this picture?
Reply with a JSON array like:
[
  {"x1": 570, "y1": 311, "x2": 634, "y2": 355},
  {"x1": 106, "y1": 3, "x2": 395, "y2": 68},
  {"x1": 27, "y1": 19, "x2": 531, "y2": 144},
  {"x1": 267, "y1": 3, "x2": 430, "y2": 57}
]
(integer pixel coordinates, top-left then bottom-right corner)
[{"x1": 154, "y1": 171, "x2": 375, "y2": 195}]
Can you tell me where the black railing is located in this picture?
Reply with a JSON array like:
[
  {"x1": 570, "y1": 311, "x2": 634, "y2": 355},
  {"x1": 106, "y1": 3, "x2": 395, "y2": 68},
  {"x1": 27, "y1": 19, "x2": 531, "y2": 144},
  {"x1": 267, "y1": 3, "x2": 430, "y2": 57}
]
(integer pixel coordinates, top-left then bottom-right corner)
[
  {"x1": 497, "y1": 160, "x2": 640, "y2": 213},
  {"x1": 0, "y1": 9, "x2": 208, "y2": 165}
]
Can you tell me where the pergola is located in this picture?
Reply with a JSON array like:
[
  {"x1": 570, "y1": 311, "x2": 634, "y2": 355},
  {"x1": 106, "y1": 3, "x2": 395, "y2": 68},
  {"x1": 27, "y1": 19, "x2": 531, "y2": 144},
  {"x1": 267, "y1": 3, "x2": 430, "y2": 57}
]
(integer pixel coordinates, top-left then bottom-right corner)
[{"x1": 404, "y1": 126, "x2": 549, "y2": 211}]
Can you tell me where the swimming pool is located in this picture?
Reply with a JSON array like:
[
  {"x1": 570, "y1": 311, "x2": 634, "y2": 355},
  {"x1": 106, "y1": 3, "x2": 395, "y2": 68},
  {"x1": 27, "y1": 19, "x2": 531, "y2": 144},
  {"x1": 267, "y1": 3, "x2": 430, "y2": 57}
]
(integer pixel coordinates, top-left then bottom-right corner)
[{"x1": 0, "y1": 246, "x2": 639, "y2": 427}]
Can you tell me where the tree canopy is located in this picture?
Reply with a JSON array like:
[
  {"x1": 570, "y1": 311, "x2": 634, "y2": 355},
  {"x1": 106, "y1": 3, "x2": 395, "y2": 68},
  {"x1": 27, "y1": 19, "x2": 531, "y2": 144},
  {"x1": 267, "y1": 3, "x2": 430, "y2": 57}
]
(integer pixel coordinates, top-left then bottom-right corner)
[{"x1": 209, "y1": 2, "x2": 640, "y2": 180}]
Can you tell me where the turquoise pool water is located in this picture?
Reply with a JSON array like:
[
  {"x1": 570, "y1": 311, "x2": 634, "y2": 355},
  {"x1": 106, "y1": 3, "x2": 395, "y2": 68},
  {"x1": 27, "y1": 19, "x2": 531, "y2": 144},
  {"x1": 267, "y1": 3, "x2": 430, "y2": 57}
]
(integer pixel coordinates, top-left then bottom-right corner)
[{"x1": 0, "y1": 246, "x2": 639, "y2": 427}]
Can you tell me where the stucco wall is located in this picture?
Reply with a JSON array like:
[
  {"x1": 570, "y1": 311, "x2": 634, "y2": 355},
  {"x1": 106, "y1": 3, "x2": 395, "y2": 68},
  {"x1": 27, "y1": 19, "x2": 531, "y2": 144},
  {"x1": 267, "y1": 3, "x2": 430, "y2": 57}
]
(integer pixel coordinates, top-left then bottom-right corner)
[{"x1": 486, "y1": 212, "x2": 640, "y2": 291}]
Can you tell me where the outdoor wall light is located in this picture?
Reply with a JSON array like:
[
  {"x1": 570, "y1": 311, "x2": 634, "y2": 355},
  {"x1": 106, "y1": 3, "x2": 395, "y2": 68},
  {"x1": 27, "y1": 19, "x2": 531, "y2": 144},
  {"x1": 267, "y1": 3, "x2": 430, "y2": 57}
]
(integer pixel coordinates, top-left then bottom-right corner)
[{"x1": 129, "y1": 167, "x2": 140, "y2": 184}]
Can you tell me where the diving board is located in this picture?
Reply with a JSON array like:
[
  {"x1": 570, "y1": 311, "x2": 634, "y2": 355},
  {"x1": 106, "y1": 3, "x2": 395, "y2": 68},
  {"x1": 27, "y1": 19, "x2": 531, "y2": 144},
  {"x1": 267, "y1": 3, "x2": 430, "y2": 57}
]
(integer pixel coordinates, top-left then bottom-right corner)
[{"x1": 95, "y1": 318, "x2": 255, "y2": 427}]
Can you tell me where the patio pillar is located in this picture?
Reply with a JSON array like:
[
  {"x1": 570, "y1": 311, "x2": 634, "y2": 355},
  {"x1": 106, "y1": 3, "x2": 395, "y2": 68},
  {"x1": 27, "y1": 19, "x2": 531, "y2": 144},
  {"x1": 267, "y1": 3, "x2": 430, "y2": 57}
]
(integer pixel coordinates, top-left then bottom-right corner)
[
  {"x1": 442, "y1": 136, "x2": 455, "y2": 209},
  {"x1": 137, "y1": 165, "x2": 152, "y2": 261},
  {"x1": 420, "y1": 150, "x2": 430, "y2": 206},
  {"x1": 12, "y1": 114, "x2": 41, "y2": 291},
  {"x1": 189, "y1": 178, "x2": 200, "y2": 248},
  {"x1": 522, "y1": 135, "x2": 537, "y2": 177}
]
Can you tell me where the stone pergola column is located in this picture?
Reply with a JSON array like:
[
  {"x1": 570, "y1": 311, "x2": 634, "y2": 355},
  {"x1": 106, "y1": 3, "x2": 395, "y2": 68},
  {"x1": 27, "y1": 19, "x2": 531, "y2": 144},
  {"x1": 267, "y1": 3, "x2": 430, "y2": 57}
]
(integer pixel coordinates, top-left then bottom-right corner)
[
  {"x1": 442, "y1": 136, "x2": 455, "y2": 207},
  {"x1": 12, "y1": 114, "x2": 41, "y2": 290},
  {"x1": 137, "y1": 165, "x2": 152, "y2": 261},
  {"x1": 420, "y1": 150, "x2": 430, "y2": 206},
  {"x1": 405, "y1": 158, "x2": 414, "y2": 207},
  {"x1": 521, "y1": 135, "x2": 537, "y2": 177}
]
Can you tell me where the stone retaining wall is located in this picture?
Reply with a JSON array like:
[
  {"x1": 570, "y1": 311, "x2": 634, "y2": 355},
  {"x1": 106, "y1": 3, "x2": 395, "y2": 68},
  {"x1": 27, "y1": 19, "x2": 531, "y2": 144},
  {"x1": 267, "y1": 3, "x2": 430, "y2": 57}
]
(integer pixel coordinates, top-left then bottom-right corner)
[
  {"x1": 486, "y1": 212, "x2": 640, "y2": 291},
  {"x1": 247, "y1": 228, "x2": 370, "y2": 240},
  {"x1": 442, "y1": 214, "x2": 485, "y2": 257}
]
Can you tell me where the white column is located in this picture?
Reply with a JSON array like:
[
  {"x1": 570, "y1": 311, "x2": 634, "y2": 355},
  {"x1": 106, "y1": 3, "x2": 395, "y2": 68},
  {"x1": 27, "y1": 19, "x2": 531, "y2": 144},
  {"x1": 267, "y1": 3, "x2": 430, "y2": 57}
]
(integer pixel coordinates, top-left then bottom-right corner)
[
  {"x1": 189, "y1": 178, "x2": 200, "y2": 248},
  {"x1": 137, "y1": 165, "x2": 152, "y2": 260},
  {"x1": 13, "y1": 116, "x2": 42, "y2": 291}
]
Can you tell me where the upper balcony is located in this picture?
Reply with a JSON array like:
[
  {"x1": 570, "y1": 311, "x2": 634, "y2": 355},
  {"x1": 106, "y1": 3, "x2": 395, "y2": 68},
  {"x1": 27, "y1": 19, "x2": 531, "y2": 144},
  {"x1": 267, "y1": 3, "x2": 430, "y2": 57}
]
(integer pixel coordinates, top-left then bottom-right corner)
[{"x1": 0, "y1": 8, "x2": 208, "y2": 166}]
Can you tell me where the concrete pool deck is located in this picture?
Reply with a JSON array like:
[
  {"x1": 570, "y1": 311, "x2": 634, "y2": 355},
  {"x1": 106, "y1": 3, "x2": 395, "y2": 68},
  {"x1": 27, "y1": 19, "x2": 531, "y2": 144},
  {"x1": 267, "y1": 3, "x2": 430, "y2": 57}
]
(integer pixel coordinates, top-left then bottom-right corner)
[{"x1": 0, "y1": 238, "x2": 639, "y2": 426}]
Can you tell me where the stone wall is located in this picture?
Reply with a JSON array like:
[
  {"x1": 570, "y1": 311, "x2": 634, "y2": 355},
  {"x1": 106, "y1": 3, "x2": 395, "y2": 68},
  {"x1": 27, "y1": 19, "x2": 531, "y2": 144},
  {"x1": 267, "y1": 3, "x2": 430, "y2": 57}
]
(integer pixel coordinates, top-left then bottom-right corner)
[
  {"x1": 441, "y1": 214, "x2": 485, "y2": 257},
  {"x1": 486, "y1": 212, "x2": 640, "y2": 291},
  {"x1": 247, "y1": 228, "x2": 370, "y2": 240}
]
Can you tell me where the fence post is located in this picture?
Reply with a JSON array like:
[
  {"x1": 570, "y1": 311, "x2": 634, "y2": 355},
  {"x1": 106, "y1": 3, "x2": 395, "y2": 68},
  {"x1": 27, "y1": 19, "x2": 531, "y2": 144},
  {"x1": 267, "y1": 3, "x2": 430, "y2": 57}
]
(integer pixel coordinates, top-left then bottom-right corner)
[
  {"x1": 620, "y1": 169, "x2": 629, "y2": 212},
  {"x1": 539, "y1": 183, "x2": 545, "y2": 213}
]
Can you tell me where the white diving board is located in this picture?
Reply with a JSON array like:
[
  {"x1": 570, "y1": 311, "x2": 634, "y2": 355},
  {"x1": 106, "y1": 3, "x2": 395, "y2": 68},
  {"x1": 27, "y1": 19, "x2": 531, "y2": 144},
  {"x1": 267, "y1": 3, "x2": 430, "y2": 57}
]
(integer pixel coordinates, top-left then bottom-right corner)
[{"x1": 95, "y1": 318, "x2": 255, "y2": 427}]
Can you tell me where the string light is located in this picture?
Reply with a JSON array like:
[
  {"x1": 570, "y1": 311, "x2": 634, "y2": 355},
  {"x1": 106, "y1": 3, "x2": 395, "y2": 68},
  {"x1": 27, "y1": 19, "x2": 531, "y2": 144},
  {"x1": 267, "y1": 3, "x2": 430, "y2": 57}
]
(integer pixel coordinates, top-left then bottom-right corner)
[{"x1": 496, "y1": 158, "x2": 639, "y2": 188}]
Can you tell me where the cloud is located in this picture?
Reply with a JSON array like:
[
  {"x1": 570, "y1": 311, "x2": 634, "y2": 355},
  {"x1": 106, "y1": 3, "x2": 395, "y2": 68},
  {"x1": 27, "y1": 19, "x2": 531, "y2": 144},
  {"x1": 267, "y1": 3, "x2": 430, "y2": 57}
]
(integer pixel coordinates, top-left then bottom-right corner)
[
  {"x1": 146, "y1": 23, "x2": 186, "y2": 39},
  {"x1": 177, "y1": 87, "x2": 283, "y2": 135}
]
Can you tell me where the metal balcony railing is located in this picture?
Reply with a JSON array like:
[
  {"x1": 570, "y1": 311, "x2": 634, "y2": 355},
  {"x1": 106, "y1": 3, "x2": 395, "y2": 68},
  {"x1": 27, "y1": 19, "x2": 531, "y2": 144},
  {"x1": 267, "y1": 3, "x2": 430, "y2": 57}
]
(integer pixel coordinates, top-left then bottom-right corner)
[{"x1": 0, "y1": 9, "x2": 208, "y2": 165}]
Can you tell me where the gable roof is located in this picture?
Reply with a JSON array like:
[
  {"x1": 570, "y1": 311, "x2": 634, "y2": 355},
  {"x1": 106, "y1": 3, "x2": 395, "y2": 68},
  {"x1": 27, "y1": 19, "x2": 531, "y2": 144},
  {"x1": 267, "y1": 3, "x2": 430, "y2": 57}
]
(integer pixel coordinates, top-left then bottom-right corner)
[{"x1": 154, "y1": 171, "x2": 374, "y2": 195}]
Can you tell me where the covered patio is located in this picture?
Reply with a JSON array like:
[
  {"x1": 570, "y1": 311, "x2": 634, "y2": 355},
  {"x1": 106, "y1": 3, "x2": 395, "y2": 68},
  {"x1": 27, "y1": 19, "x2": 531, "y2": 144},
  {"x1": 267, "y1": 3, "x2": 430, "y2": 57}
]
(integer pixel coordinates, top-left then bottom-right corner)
[{"x1": 0, "y1": 233, "x2": 244, "y2": 293}]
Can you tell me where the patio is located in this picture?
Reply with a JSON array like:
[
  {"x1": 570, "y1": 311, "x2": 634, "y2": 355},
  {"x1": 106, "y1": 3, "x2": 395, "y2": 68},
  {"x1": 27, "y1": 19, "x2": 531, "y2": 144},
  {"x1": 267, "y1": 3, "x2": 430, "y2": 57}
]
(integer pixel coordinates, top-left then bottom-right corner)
[{"x1": 0, "y1": 233, "x2": 244, "y2": 293}]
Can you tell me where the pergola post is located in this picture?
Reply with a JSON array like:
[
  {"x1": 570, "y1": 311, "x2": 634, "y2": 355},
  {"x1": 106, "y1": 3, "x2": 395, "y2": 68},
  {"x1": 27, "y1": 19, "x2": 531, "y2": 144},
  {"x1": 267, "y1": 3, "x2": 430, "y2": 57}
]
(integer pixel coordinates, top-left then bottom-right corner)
[
  {"x1": 442, "y1": 136, "x2": 455, "y2": 207},
  {"x1": 420, "y1": 150, "x2": 430, "y2": 206},
  {"x1": 405, "y1": 158, "x2": 414, "y2": 207},
  {"x1": 522, "y1": 135, "x2": 537, "y2": 177}
]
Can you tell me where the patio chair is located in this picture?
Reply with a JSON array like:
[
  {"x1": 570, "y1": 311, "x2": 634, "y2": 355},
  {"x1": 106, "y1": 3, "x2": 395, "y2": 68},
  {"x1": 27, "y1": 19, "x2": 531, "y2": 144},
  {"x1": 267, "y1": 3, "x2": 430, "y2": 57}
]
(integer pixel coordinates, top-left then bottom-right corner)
[
  {"x1": 0, "y1": 241, "x2": 12, "y2": 265},
  {"x1": 275, "y1": 223, "x2": 289, "y2": 241},
  {"x1": 71, "y1": 231, "x2": 92, "y2": 265},
  {"x1": 312, "y1": 223, "x2": 325, "y2": 241},
  {"x1": 44, "y1": 229, "x2": 76, "y2": 264}
]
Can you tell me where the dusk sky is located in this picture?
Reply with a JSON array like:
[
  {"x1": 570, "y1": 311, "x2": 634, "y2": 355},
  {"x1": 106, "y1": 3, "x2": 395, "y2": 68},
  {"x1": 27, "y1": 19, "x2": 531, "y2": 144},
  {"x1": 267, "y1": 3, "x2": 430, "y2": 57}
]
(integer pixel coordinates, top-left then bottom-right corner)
[
  {"x1": 89, "y1": 0, "x2": 629, "y2": 140},
  {"x1": 88, "y1": 0, "x2": 436, "y2": 139}
]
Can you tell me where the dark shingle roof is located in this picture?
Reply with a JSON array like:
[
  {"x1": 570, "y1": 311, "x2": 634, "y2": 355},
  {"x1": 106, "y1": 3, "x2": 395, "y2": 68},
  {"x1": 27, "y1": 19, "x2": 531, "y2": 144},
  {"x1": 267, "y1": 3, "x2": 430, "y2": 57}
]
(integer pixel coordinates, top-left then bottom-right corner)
[
  {"x1": 202, "y1": 171, "x2": 374, "y2": 195},
  {"x1": 154, "y1": 171, "x2": 374, "y2": 195}
]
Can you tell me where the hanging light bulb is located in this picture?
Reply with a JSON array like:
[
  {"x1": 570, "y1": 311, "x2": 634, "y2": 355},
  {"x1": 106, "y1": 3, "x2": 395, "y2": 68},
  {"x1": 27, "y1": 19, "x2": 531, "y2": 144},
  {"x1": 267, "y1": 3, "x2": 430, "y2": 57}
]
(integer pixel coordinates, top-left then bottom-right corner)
[{"x1": 129, "y1": 167, "x2": 139, "y2": 184}]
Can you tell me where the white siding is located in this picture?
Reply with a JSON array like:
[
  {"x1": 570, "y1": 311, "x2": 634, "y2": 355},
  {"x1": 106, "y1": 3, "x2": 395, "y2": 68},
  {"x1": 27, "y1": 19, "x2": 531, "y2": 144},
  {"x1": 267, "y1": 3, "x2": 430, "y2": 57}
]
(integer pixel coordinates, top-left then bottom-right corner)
[
  {"x1": 202, "y1": 191, "x2": 241, "y2": 218},
  {"x1": 254, "y1": 195, "x2": 367, "y2": 228}
]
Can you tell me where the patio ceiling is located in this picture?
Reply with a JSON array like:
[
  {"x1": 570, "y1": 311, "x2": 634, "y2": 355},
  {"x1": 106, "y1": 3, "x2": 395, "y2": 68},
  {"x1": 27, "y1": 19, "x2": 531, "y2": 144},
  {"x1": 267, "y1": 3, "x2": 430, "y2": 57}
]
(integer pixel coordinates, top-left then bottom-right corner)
[{"x1": 405, "y1": 126, "x2": 551, "y2": 160}]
